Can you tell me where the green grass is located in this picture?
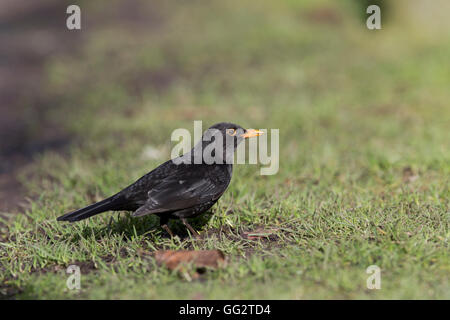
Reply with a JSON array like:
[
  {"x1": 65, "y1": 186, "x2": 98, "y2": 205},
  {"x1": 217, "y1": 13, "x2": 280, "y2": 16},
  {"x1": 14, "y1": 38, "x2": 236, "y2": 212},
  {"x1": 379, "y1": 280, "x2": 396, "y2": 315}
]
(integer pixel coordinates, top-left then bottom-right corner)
[{"x1": 1, "y1": 0, "x2": 449, "y2": 299}]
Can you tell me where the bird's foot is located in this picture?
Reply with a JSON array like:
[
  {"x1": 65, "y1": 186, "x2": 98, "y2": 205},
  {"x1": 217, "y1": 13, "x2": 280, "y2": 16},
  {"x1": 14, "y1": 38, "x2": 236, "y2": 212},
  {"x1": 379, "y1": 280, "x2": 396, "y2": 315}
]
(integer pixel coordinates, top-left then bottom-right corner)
[
  {"x1": 181, "y1": 218, "x2": 200, "y2": 239},
  {"x1": 161, "y1": 224, "x2": 175, "y2": 238}
]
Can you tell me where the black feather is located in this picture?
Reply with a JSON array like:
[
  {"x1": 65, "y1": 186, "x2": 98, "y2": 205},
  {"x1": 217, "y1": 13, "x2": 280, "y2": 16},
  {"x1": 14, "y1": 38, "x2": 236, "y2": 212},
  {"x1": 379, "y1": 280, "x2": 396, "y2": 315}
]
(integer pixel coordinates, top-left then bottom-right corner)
[{"x1": 57, "y1": 196, "x2": 125, "y2": 222}]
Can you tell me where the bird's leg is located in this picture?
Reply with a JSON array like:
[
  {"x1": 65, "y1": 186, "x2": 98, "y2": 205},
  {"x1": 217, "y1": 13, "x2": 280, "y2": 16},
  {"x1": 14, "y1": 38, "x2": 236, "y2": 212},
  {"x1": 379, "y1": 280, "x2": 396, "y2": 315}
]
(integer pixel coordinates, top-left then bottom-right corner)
[
  {"x1": 160, "y1": 216, "x2": 174, "y2": 237},
  {"x1": 181, "y1": 218, "x2": 200, "y2": 238},
  {"x1": 161, "y1": 224, "x2": 174, "y2": 237}
]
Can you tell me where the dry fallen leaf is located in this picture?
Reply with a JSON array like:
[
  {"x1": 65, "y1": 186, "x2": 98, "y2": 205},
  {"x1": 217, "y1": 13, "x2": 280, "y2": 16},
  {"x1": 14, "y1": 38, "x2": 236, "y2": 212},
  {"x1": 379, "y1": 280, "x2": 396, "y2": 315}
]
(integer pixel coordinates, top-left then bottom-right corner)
[{"x1": 155, "y1": 250, "x2": 226, "y2": 271}]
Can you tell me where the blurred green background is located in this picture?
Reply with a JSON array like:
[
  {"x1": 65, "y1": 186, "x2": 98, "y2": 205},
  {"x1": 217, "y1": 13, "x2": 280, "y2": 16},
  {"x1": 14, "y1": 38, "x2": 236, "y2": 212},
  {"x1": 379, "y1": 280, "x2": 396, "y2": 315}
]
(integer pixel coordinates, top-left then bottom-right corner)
[{"x1": 0, "y1": 0, "x2": 448, "y2": 299}]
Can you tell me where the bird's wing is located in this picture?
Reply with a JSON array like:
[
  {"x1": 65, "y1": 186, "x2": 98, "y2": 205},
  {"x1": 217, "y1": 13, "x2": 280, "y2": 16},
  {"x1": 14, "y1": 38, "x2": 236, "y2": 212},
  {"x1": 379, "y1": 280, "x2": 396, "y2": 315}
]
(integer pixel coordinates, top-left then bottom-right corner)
[{"x1": 136, "y1": 163, "x2": 230, "y2": 215}]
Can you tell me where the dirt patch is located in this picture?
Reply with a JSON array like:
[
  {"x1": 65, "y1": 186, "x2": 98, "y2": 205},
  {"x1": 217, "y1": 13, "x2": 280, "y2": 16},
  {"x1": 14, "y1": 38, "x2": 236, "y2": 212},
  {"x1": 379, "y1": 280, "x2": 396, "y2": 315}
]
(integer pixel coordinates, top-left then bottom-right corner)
[
  {"x1": 0, "y1": 0, "x2": 83, "y2": 213},
  {"x1": 0, "y1": 0, "x2": 168, "y2": 214},
  {"x1": 0, "y1": 284, "x2": 23, "y2": 300},
  {"x1": 303, "y1": 7, "x2": 342, "y2": 25},
  {"x1": 30, "y1": 260, "x2": 97, "y2": 276}
]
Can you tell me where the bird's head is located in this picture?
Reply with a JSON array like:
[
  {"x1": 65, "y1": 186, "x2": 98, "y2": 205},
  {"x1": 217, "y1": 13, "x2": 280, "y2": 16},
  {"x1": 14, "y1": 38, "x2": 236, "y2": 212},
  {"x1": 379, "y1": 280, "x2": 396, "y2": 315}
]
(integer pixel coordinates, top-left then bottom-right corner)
[{"x1": 196, "y1": 122, "x2": 264, "y2": 164}]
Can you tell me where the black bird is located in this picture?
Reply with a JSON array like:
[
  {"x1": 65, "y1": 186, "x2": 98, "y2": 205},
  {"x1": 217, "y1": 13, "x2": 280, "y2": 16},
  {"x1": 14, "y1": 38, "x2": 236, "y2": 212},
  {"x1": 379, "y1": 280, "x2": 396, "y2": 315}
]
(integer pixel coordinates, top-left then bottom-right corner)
[{"x1": 57, "y1": 122, "x2": 263, "y2": 236}]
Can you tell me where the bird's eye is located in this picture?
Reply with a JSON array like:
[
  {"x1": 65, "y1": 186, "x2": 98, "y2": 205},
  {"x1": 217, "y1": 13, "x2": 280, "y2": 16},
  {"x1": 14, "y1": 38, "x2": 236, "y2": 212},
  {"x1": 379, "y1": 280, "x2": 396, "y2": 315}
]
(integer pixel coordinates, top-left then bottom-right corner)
[{"x1": 226, "y1": 128, "x2": 237, "y2": 136}]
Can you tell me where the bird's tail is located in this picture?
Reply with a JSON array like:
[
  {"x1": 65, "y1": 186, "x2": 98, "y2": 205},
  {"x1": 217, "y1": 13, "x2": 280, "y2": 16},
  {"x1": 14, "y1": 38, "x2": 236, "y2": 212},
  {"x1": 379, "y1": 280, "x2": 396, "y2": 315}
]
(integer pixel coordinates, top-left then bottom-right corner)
[{"x1": 57, "y1": 196, "x2": 123, "y2": 222}]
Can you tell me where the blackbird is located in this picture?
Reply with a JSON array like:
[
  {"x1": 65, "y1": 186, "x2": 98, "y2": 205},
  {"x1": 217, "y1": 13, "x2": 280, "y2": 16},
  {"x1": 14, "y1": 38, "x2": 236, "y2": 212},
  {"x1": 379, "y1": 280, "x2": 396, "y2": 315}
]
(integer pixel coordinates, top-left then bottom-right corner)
[{"x1": 57, "y1": 122, "x2": 263, "y2": 236}]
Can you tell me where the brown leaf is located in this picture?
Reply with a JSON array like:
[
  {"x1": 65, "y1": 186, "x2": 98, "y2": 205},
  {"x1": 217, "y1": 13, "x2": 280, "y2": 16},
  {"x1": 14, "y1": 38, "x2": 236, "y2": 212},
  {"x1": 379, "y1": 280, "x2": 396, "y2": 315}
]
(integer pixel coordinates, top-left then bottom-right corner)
[{"x1": 154, "y1": 250, "x2": 226, "y2": 271}]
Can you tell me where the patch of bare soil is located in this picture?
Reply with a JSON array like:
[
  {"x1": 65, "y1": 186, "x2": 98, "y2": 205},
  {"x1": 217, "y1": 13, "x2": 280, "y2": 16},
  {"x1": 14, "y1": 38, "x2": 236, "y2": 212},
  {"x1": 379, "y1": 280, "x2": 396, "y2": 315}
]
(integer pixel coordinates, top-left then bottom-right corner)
[
  {"x1": 0, "y1": 0, "x2": 164, "y2": 213},
  {"x1": 0, "y1": 0, "x2": 82, "y2": 213}
]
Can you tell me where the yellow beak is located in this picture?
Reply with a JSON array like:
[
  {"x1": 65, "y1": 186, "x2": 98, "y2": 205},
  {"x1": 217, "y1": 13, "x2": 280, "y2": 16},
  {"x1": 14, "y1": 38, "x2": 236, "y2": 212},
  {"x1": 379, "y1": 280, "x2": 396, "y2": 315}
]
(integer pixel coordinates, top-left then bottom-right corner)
[{"x1": 240, "y1": 129, "x2": 264, "y2": 138}]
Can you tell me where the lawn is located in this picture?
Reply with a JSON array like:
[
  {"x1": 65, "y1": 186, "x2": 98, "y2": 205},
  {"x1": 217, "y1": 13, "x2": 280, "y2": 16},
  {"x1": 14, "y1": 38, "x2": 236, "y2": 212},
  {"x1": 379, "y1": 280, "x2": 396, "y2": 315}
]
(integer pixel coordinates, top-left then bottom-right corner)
[{"x1": 0, "y1": 0, "x2": 449, "y2": 299}]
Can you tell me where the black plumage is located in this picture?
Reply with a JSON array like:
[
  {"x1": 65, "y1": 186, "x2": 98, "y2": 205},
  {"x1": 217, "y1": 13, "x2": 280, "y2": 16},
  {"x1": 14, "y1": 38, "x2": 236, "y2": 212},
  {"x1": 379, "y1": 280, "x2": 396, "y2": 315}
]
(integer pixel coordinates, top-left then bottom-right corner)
[{"x1": 57, "y1": 122, "x2": 263, "y2": 236}]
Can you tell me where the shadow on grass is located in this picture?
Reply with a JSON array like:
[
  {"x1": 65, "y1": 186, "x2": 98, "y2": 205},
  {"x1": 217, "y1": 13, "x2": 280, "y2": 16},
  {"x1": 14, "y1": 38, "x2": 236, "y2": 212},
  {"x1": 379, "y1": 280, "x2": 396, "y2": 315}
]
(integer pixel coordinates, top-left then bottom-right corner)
[{"x1": 63, "y1": 211, "x2": 215, "y2": 243}]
